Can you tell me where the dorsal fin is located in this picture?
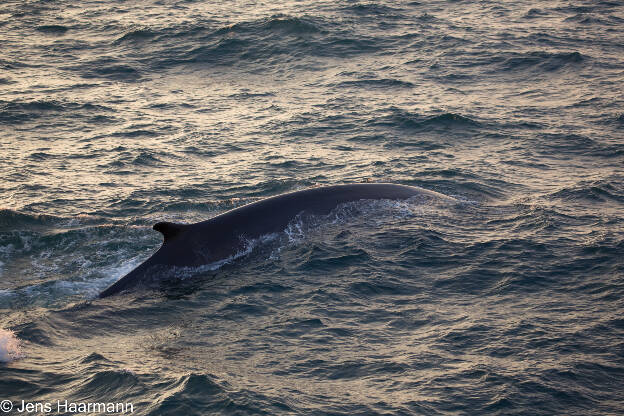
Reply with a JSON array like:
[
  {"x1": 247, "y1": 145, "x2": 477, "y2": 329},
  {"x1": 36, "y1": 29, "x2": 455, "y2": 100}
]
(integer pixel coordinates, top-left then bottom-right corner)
[{"x1": 153, "y1": 221, "x2": 184, "y2": 243}]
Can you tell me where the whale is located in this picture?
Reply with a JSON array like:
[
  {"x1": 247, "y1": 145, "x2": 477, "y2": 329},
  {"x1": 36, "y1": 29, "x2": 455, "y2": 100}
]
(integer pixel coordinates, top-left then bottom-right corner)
[{"x1": 98, "y1": 183, "x2": 454, "y2": 298}]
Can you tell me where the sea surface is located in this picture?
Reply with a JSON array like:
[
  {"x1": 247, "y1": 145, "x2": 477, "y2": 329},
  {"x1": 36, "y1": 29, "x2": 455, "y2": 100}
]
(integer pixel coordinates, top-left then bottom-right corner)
[{"x1": 1, "y1": 0, "x2": 623, "y2": 414}]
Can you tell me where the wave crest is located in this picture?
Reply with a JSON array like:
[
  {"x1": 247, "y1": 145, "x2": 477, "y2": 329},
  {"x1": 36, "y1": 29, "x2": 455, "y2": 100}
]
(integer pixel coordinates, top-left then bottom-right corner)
[{"x1": 368, "y1": 107, "x2": 480, "y2": 130}]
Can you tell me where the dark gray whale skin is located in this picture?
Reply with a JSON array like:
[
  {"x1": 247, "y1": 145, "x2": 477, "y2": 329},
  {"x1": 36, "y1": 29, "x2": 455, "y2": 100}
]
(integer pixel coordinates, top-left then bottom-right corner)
[{"x1": 98, "y1": 183, "x2": 453, "y2": 298}]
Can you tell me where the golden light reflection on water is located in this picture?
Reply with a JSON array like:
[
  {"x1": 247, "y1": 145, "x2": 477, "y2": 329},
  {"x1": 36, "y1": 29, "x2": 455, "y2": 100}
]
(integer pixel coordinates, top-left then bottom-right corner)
[{"x1": 0, "y1": 1, "x2": 622, "y2": 414}]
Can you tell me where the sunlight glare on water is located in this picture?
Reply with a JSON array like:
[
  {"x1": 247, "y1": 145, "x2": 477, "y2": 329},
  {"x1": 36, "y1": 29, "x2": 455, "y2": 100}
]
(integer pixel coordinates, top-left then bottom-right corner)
[{"x1": 0, "y1": 0, "x2": 623, "y2": 414}]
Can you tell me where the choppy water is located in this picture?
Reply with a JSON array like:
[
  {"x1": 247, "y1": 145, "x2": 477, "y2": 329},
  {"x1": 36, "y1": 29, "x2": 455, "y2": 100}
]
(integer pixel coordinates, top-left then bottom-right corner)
[{"x1": 1, "y1": 0, "x2": 623, "y2": 414}]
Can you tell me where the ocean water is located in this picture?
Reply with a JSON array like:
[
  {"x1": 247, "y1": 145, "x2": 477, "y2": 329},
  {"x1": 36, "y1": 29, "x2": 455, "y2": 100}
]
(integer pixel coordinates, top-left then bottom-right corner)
[{"x1": 1, "y1": 0, "x2": 623, "y2": 414}]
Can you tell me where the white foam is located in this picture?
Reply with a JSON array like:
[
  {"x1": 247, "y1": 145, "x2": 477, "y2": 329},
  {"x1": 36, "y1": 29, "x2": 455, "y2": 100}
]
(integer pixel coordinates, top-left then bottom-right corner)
[
  {"x1": 282, "y1": 197, "x2": 434, "y2": 243},
  {"x1": 0, "y1": 328, "x2": 22, "y2": 363},
  {"x1": 0, "y1": 233, "x2": 275, "y2": 304},
  {"x1": 284, "y1": 214, "x2": 308, "y2": 243},
  {"x1": 0, "y1": 250, "x2": 151, "y2": 306}
]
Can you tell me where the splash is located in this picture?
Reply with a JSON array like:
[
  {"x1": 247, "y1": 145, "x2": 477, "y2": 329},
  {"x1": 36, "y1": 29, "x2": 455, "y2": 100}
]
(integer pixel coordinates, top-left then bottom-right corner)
[
  {"x1": 0, "y1": 328, "x2": 22, "y2": 363},
  {"x1": 283, "y1": 196, "x2": 440, "y2": 243}
]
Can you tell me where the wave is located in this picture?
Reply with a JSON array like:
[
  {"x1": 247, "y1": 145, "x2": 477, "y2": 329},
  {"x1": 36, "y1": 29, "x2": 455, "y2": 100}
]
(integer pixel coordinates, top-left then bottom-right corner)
[
  {"x1": 524, "y1": 8, "x2": 549, "y2": 18},
  {"x1": 547, "y1": 178, "x2": 624, "y2": 204},
  {"x1": 335, "y1": 78, "x2": 414, "y2": 89},
  {"x1": 76, "y1": 60, "x2": 142, "y2": 80},
  {"x1": 216, "y1": 14, "x2": 321, "y2": 35},
  {"x1": 114, "y1": 14, "x2": 322, "y2": 48},
  {"x1": 0, "y1": 209, "x2": 49, "y2": 230},
  {"x1": 368, "y1": 107, "x2": 481, "y2": 131},
  {"x1": 132, "y1": 151, "x2": 165, "y2": 166},
  {"x1": 424, "y1": 112, "x2": 480, "y2": 126},
  {"x1": 499, "y1": 51, "x2": 584, "y2": 72},
  {"x1": 343, "y1": 3, "x2": 404, "y2": 19},
  {"x1": 449, "y1": 48, "x2": 587, "y2": 75},
  {"x1": 72, "y1": 369, "x2": 142, "y2": 398},
  {"x1": 35, "y1": 24, "x2": 68, "y2": 34},
  {"x1": 553, "y1": 2, "x2": 622, "y2": 15},
  {"x1": 144, "y1": 373, "x2": 292, "y2": 414},
  {"x1": 114, "y1": 28, "x2": 157, "y2": 44},
  {"x1": 0, "y1": 99, "x2": 112, "y2": 124},
  {"x1": 93, "y1": 64, "x2": 140, "y2": 78},
  {"x1": 535, "y1": 133, "x2": 623, "y2": 158},
  {"x1": 101, "y1": 14, "x2": 383, "y2": 72}
]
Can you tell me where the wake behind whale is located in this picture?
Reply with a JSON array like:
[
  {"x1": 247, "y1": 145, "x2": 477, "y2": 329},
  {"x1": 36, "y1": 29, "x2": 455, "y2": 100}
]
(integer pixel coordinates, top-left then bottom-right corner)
[{"x1": 99, "y1": 183, "x2": 455, "y2": 298}]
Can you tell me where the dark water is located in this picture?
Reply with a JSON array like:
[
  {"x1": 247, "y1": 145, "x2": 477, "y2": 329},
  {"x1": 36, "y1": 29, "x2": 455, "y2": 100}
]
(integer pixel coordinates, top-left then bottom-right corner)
[{"x1": 1, "y1": 0, "x2": 623, "y2": 414}]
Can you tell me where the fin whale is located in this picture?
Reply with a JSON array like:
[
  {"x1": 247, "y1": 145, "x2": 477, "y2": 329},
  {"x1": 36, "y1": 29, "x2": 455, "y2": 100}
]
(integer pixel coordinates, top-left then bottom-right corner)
[{"x1": 98, "y1": 183, "x2": 453, "y2": 298}]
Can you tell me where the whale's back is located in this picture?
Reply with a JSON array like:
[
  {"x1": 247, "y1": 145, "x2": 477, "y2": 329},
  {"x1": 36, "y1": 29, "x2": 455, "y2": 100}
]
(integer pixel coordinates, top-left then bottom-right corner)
[{"x1": 99, "y1": 183, "x2": 452, "y2": 298}]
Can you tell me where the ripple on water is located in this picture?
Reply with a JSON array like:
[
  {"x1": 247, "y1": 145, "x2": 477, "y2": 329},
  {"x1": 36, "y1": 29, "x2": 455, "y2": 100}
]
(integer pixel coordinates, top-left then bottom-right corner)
[{"x1": 0, "y1": 0, "x2": 623, "y2": 414}]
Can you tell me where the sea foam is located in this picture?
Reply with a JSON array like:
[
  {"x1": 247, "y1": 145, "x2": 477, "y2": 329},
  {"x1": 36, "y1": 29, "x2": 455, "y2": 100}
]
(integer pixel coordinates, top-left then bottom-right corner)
[{"x1": 0, "y1": 328, "x2": 22, "y2": 362}]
